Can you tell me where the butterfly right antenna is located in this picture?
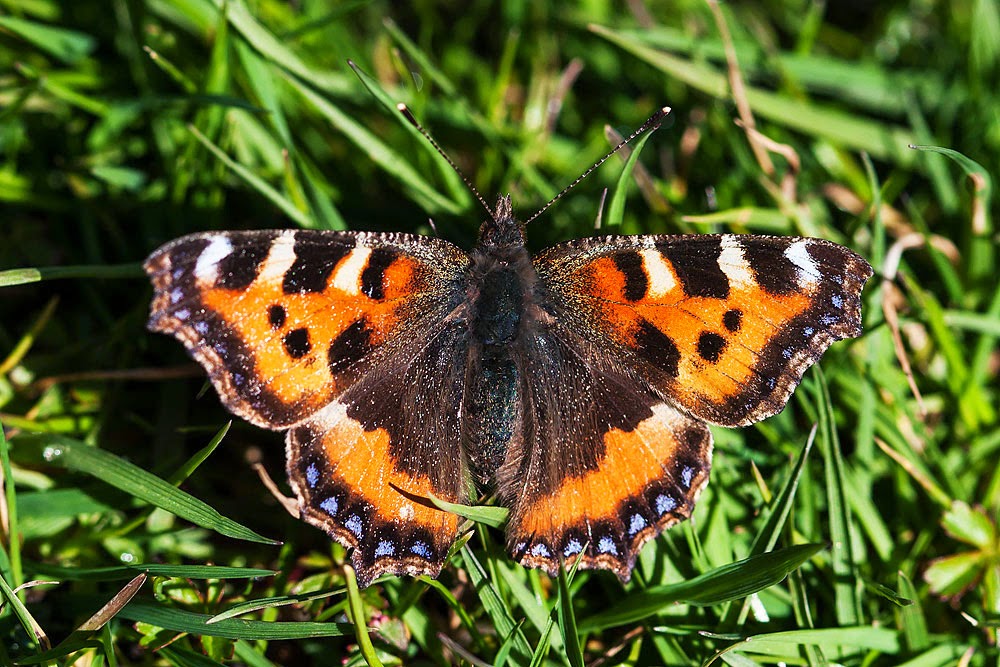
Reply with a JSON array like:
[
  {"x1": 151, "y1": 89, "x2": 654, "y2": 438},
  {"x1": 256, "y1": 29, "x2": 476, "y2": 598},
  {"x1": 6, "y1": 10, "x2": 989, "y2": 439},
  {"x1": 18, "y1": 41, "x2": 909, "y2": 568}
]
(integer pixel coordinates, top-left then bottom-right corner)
[{"x1": 524, "y1": 106, "x2": 671, "y2": 226}]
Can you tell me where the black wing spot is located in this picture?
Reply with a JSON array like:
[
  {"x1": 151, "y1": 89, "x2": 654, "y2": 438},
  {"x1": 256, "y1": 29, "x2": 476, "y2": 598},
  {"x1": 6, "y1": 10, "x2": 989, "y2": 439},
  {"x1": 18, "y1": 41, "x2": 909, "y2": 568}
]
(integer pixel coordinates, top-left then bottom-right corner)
[
  {"x1": 636, "y1": 319, "x2": 680, "y2": 377},
  {"x1": 361, "y1": 248, "x2": 397, "y2": 300},
  {"x1": 697, "y1": 331, "x2": 726, "y2": 363},
  {"x1": 283, "y1": 327, "x2": 312, "y2": 358},
  {"x1": 283, "y1": 237, "x2": 350, "y2": 294},
  {"x1": 268, "y1": 304, "x2": 287, "y2": 329},
  {"x1": 746, "y1": 242, "x2": 800, "y2": 295},
  {"x1": 661, "y1": 238, "x2": 730, "y2": 299},
  {"x1": 611, "y1": 251, "x2": 648, "y2": 302},
  {"x1": 723, "y1": 308, "x2": 742, "y2": 332},
  {"x1": 216, "y1": 235, "x2": 274, "y2": 290},
  {"x1": 329, "y1": 319, "x2": 373, "y2": 374}
]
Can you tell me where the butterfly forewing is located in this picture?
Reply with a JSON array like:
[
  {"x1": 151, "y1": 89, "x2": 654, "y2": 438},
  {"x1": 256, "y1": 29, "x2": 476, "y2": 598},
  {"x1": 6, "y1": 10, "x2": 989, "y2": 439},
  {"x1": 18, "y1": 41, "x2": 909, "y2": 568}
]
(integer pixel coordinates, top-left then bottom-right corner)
[
  {"x1": 535, "y1": 234, "x2": 873, "y2": 427},
  {"x1": 145, "y1": 229, "x2": 468, "y2": 428}
]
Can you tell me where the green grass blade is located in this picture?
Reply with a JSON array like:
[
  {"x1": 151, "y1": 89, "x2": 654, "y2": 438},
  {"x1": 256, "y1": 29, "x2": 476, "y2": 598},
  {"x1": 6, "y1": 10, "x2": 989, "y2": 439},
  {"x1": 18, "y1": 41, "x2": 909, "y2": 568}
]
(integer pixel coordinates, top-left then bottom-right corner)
[
  {"x1": 527, "y1": 617, "x2": 556, "y2": 667},
  {"x1": 0, "y1": 16, "x2": 96, "y2": 65},
  {"x1": 722, "y1": 425, "x2": 816, "y2": 628},
  {"x1": 283, "y1": 73, "x2": 464, "y2": 217},
  {"x1": 578, "y1": 544, "x2": 824, "y2": 632},
  {"x1": 218, "y1": 0, "x2": 350, "y2": 94},
  {"x1": 0, "y1": 572, "x2": 45, "y2": 654},
  {"x1": 14, "y1": 434, "x2": 276, "y2": 544},
  {"x1": 750, "y1": 425, "x2": 816, "y2": 555},
  {"x1": 896, "y1": 571, "x2": 930, "y2": 652},
  {"x1": 461, "y1": 545, "x2": 533, "y2": 663},
  {"x1": 605, "y1": 128, "x2": 656, "y2": 227},
  {"x1": 591, "y1": 24, "x2": 916, "y2": 164},
  {"x1": 345, "y1": 565, "x2": 384, "y2": 667},
  {"x1": 188, "y1": 124, "x2": 314, "y2": 228},
  {"x1": 0, "y1": 418, "x2": 22, "y2": 589},
  {"x1": 349, "y1": 61, "x2": 469, "y2": 205},
  {"x1": 725, "y1": 626, "x2": 901, "y2": 655},
  {"x1": 813, "y1": 368, "x2": 862, "y2": 625},
  {"x1": 556, "y1": 558, "x2": 584, "y2": 667},
  {"x1": 119, "y1": 599, "x2": 351, "y2": 639},
  {"x1": 0, "y1": 263, "x2": 140, "y2": 287},
  {"x1": 495, "y1": 561, "x2": 564, "y2": 654},
  {"x1": 207, "y1": 589, "x2": 340, "y2": 623},
  {"x1": 29, "y1": 562, "x2": 275, "y2": 581}
]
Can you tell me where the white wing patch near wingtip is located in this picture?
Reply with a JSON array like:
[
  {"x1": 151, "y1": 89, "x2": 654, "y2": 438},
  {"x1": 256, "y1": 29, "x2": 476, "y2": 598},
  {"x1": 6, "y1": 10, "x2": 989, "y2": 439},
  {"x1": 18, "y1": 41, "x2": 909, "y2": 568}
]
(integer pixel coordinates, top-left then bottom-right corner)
[
  {"x1": 641, "y1": 248, "x2": 677, "y2": 297},
  {"x1": 784, "y1": 240, "x2": 820, "y2": 287},
  {"x1": 717, "y1": 236, "x2": 754, "y2": 288},
  {"x1": 333, "y1": 246, "x2": 372, "y2": 295},
  {"x1": 194, "y1": 236, "x2": 233, "y2": 284},
  {"x1": 257, "y1": 231, "x2": 298, "y2": 283}
]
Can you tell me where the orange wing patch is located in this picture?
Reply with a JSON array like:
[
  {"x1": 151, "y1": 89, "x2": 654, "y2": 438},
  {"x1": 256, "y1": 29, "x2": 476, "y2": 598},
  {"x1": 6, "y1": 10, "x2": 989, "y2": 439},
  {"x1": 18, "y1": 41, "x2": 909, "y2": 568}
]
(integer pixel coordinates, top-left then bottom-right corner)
[{"x1": 510, "y1": 402, "x2": 711, "y2": 580}]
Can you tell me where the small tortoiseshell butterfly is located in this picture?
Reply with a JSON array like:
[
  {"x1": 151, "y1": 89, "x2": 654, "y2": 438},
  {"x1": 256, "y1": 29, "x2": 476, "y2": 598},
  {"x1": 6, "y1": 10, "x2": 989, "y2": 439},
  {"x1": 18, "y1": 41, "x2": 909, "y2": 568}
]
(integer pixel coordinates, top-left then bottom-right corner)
[{"x1": 145, "y1": 108, "x2": 872, "y2": 586}]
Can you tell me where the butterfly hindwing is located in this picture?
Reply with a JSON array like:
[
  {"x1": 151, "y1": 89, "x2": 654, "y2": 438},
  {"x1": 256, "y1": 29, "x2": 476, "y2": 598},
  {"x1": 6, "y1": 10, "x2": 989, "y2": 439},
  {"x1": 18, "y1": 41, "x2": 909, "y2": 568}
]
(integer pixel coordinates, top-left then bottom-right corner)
[
  {"x1": 497, "y1": 324, "x2": 712, "y2": 580},
  {"x1": 287, "y1": 319, "x2": 471, "y2": 585},
  {"x1": 535, "y1": 234, "x2": 873, "y2": 427}
]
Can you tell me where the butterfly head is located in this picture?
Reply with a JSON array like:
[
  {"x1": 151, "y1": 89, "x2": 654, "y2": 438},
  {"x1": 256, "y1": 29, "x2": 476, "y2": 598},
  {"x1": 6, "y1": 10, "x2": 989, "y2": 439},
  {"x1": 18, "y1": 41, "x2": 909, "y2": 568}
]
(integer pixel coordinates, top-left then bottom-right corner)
[{"x1": 476, "y1": 195, "x2": 526, "y2": 249}]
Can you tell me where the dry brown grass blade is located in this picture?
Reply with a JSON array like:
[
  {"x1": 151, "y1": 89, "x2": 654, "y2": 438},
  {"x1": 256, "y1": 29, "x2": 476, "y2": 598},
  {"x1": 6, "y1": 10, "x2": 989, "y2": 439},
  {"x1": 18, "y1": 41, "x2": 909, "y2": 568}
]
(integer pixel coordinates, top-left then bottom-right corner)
[
  {"x1": 881, "y1": 232, "x2": 962, "y2": 419},
  {"x1": 254, "y1": 462, "x2": 300, "y2": 517},
  {"x1": 706, "y1": 0, "x2": 775, "y2": 176}
]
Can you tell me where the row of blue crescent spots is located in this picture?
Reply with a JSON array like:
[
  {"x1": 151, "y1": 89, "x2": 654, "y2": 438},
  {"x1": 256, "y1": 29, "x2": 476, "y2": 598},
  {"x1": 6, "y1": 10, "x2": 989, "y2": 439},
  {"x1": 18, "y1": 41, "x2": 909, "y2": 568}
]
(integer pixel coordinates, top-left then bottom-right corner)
[{"x1": 305, "y1": 462, "x2": 435, "y2": 561}]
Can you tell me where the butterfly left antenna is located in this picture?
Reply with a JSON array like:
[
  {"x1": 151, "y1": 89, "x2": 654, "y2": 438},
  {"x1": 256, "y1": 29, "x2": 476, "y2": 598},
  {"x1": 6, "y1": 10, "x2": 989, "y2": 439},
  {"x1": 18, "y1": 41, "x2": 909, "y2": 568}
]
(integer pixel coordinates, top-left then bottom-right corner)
[{"x1": 397, "y1": 103, "x2": 497, "y2": 223}]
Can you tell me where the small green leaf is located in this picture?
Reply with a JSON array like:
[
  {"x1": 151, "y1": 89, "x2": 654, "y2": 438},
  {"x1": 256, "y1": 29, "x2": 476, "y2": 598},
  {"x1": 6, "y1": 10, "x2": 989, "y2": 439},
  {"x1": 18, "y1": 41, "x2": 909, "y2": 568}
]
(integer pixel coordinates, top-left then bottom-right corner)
[
  {"x1": 426, "y1": 493, "x2": 508, "y2": 528},
  {"x1": 941, "y1": 501, "x2": 996, "y2": 548},
  {"x1": 924, "y1": 551, "x2": 984, "y2": 597}
]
